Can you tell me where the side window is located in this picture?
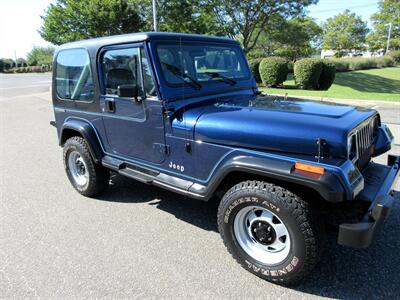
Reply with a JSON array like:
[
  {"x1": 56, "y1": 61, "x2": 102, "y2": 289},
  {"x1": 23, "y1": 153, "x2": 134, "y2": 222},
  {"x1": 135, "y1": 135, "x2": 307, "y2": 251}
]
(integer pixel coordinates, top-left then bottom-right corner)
[
  {"x1": 56, "y1": 49, "x2": 94, "y2": 101},
  {"x1": 102, "y1": 47, "x2": 143, "y2": 96},
  {"x1": 140, "y1": 48, "x2": 156, "y2": 97}
]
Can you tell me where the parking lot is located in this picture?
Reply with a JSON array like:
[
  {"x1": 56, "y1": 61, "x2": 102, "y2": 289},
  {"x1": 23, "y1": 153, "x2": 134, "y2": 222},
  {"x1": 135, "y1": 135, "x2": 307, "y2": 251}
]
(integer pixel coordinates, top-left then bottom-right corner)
[{"x1": 1, "y1": 73, "x2": 399, "y2": 299}]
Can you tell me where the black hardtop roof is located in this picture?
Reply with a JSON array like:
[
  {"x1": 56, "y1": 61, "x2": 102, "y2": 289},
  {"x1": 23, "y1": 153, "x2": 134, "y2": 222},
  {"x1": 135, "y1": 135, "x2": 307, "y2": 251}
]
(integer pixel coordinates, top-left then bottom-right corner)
[{"x1": 57, "y1": 32, "x2": 239, "y2": 52}]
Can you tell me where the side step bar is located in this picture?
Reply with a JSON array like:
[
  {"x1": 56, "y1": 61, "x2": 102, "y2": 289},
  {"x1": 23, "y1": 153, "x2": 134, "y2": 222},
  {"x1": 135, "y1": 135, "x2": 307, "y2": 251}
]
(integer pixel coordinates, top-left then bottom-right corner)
[
  {"x1": 119, "y1": 168, "x2": 154, "y2": 184},
  {"x1": 102, "y1": 156, "x2": 124, "y2": 171},
  {"x1": 101, "y1": 155, "x2": 207, "y2": 200}
]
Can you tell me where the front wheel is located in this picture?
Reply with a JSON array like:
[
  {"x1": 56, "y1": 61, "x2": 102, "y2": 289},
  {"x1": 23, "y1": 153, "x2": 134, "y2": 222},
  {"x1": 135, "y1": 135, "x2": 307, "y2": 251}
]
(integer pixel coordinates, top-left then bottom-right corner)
[{"x1": 218, "y1": 180, "x2": 322, "y2": 285}]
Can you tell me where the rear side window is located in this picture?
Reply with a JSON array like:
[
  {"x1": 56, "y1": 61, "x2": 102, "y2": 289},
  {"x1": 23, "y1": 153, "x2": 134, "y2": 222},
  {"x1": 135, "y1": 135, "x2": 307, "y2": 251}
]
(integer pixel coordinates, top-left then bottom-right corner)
[{"x1": 56, "y1": 49, "x2": 94, "y2": 101}]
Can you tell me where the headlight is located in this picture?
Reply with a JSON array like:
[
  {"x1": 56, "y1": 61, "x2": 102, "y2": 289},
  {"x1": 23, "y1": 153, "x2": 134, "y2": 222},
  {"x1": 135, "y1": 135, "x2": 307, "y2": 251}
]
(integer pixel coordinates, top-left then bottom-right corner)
[{"x1": 347, "y1": 134, "x2": 357, "y2": 161}]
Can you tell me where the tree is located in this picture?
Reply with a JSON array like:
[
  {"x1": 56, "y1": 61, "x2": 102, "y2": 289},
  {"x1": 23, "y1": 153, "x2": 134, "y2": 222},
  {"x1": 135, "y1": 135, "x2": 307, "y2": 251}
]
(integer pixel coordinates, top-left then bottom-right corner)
[
  {"x1": 26, "y1": 46, "x2": 55, "y2": 66},
  {"x1": 157, "y1": 0, "x2": 224, "y2": 35},
  {"x1": 1, "y1": 59, "x2": 15, "y2": 70},
  {"x1": 16, "y1": 58, "x2": 27, "y2": 67},
  {"x1": 128, "y1": 0, "x2": 224, "y2": 35},
  {"x1": 203, "y1": 0, "x2": 318, "y2": 53},
  {"x1": 249, "y1": 17, "x2": 322, "y2": 60},
  {"x1": 322, "y1": 10, "x2": 369, "y2": 56},
  {"x1": 39, "y1": 0, "x2": 145, "y2": 45},
  {"x1": 276, "y1": 17, "x2": 322, "y2": 60},
  {"x1": 367, "y1": 0, "x2": 400, "y2": 52}
]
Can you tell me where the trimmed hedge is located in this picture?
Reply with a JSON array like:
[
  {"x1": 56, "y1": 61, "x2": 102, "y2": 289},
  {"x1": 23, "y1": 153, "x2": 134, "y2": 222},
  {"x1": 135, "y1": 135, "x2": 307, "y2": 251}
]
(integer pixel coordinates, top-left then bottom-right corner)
[
  {"x1": 319, "y1": 61, "x2": 336, "y2": 90},
  {"x1": 294, "y1": 59, "x2": 336, "y2": 90},
  {"x1": 294, "y1": 58, "x2": 323, "y2": 90},
  {"x1": 248, "y1": 58, "x2": 262, "y2": 83},
  {"x1": 259, "y1": 57, "x2": 288, "y2": 87},
  {"x1": 8, "y1": 65, "x2": 51, "y2": 73}
]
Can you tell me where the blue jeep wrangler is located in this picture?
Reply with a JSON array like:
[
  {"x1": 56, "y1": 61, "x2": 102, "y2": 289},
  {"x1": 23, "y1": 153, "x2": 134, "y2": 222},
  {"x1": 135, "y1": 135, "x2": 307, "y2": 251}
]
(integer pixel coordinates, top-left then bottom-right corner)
[{"x1": 51, "y1": 32, "x2": 399, "y2": 284}]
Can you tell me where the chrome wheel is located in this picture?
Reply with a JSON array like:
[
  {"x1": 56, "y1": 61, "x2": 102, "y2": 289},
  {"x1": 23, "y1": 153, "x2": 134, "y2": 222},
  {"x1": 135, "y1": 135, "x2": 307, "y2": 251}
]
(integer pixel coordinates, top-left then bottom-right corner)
[
  {"x1": 67, "y1": 150, "x2": 89, "y2": 186},
  {"x1": 234, "y1": 206, "x2": 291, "y2": 265}
]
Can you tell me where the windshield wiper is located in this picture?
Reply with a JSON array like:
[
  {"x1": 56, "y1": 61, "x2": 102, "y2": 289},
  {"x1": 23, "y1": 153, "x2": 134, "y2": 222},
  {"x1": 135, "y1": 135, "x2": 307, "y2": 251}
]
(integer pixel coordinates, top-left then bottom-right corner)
[
  {"x1": 161, "y1": 62, "x2": 202, "y2": 90},
  {"x1": 204, "y1": 72, "x2": 237, "y2": 85}
]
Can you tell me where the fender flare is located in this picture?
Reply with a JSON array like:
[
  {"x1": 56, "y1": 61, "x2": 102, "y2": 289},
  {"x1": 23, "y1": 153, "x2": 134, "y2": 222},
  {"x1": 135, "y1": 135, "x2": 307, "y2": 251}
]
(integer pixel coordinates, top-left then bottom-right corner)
[
  {"x1": 59, "y1": 118, "x2": 104, "y2": 163},
  {"x1": 193, "y1": 155, "x2": 347, "y2": 202}
]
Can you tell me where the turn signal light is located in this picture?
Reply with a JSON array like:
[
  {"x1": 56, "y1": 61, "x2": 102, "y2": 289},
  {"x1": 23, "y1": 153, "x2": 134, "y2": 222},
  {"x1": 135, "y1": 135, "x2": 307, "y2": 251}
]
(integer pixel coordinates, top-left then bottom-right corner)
[{"x1": 294, "y1": 162, "x2": 325, "y2": 175}]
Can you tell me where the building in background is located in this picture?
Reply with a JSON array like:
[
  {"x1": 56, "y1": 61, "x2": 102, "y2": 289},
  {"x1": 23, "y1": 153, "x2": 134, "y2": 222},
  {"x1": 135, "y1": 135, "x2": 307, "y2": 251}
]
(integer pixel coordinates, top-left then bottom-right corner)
[{"x1": 321, "y1": 48, "x2": 385, "y2": 58}]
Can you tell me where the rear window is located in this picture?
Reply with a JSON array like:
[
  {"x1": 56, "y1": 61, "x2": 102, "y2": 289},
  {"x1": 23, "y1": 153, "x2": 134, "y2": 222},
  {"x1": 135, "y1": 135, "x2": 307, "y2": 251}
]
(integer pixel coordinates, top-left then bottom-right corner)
[{"x1": 56, "y1": 49, "x2": 94, "y2": 101}]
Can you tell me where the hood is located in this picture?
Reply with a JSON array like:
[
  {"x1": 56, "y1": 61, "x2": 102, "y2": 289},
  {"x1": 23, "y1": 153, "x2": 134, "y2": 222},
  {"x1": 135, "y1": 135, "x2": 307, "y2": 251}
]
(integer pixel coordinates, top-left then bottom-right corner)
[{"x1": 178, "y1": 94, "x2": 376, "y2": 158}]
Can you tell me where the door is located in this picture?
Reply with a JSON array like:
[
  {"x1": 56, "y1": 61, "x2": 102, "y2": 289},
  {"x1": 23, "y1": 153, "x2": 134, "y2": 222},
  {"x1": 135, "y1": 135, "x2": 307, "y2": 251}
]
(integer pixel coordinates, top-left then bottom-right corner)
[{"x1": 100, "y1": 45, "x2": 166, "y2": 164}]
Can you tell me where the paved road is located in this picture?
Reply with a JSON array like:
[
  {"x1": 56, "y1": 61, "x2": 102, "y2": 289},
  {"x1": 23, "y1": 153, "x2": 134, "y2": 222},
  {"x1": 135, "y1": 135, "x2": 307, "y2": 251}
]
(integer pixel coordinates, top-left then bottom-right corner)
[
  {"x1": 0, "y1": 73, "x2": 51, "y2": 99},
  {"x1": 1, "y1": 74, "x2": 399, "y2": 299}
]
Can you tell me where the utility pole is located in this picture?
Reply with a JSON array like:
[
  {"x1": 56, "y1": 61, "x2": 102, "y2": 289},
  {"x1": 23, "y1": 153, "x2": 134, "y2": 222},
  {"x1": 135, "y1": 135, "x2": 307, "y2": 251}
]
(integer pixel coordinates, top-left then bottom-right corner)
[
  {"x1": 152, "y1": 0, "x2": 157, "y2": 32},
  {"x1": 386, "y1": 22, "x2": 392, "y2": 53},
  {"x1": 14, "y1": 50, "x2": 17, "y2": 68}
]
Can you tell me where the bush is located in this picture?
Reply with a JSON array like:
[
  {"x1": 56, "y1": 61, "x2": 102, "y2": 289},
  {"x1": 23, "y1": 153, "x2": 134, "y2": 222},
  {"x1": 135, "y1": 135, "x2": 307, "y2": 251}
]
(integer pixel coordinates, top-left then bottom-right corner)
[
  {"x1": 386, "y1": 50, "x2": 400, "y2": 64},
  {"x1": 248, "y1": 58, "x2": 262, "y2": 83},
  {"x1": 41, "y1": 65, "x2": 50, "y2": 72},
  {"x1": 8, "y1": 67, "x2": 35, "y2": 73},
  {"x1": 294, "y1": 58, "x2": 323, "y2": 90},
  {"x1": 348, "y1": 58, "x2": 377, "y2": 70},
  {"x1": 259, "y1": 57, "x2": 288, "y2": 87},
  {"x1": 319, "y1": 61, "x2": 336, "y2": 90},
  {"x1": 326, "y1": 58, "x2": 350, "y2": 72},
  {"x1": 375, "y1": 56, "x2": 395, "y2": 68},
  {"x1": 326, "y1": 56, "x2": 396, "y2": 72},
  {"x1": 31, "y1": 66, "x2": 44, "y2": 73}
]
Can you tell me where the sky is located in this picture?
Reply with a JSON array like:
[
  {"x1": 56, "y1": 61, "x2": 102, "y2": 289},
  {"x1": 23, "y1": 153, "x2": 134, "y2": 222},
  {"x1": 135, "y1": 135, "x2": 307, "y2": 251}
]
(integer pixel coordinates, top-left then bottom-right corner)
[
  {"x1": 0, "y1": 0, "x2": 380, "y2": 59},
  {"x1": 0, "y1": 0, "x2": 54, "y2": 59},
  {"x1": 307, "y1": 0, "x2": 380, "y2": 25}
]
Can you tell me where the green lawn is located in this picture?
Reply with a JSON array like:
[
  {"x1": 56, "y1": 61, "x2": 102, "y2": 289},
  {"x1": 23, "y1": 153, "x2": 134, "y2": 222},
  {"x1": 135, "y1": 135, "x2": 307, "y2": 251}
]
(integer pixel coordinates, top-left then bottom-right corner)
[{"x1": 259, "y1": 67, "x2": 400, "y2": 102}]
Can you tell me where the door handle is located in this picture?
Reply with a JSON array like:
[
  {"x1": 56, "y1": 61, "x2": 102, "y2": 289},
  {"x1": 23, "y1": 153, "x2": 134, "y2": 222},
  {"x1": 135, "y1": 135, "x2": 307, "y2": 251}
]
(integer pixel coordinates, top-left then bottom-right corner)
[{"x1": 104, "y1": 98, "x2": 115, "y2": 113}]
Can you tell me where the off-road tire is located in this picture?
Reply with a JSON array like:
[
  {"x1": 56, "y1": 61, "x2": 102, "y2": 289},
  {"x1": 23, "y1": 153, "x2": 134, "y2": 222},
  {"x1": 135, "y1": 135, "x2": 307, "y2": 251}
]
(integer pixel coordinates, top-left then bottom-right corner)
[
  {"x1": 218, "y1": 180, "x2": 323, "y2": 285},
  {"x1": 63, "y1": 136, "x2": 109, "y2": 196}
]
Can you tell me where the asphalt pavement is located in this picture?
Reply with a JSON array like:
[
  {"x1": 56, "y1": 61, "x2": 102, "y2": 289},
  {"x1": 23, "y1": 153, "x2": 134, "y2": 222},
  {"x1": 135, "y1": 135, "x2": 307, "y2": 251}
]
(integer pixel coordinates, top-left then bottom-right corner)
[{"x1": 1, "y1": 73, "x2": 399, "y2": 299}]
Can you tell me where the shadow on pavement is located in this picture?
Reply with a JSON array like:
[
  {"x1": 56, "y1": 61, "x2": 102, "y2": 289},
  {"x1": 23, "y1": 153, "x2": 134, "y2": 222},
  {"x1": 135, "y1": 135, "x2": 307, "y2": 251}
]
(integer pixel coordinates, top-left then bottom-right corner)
[
  {"x1": 94, "y1": 174, "x2": 219, "y2": 232},
  {"x1": 94, "y1": 174, "x2": 400, "y2": 299}
]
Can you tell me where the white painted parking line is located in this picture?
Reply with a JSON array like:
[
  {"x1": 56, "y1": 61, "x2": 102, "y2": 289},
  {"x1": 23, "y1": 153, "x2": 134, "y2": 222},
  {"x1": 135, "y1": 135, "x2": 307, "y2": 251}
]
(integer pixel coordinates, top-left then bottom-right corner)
[{"x1": 371, "y1": 105, "x2": 379, "y2": 109}]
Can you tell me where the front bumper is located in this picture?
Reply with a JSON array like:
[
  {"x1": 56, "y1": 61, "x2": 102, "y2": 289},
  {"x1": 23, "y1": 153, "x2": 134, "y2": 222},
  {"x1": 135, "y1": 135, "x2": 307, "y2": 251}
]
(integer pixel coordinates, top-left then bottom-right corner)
[{"x1": 338, "y1": 155, "x2": 400, "y2": 248}]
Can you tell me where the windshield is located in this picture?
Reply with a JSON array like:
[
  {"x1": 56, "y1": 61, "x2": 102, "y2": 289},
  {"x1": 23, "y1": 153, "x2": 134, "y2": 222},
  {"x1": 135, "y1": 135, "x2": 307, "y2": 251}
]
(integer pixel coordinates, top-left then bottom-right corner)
[{"x1": 156, "y1": 42, "x2": 250, "y2": 88}]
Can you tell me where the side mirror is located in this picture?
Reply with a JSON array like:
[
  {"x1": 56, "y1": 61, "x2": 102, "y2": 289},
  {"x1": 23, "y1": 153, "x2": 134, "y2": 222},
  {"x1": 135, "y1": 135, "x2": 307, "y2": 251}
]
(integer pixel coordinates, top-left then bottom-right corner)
[{"x1": 117, "y1": 84, "x2": 139, "y2": 99}]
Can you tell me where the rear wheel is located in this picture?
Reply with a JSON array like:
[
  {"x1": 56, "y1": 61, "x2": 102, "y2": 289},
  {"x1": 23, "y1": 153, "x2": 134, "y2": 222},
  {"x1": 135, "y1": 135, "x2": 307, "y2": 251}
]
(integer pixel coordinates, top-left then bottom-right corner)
[
  {"x1": 218, "y1": 180, "x2": 323, "y2": 285},
  {"x1": 63, "y1": 136, "x2": 109, "y2": 196}
]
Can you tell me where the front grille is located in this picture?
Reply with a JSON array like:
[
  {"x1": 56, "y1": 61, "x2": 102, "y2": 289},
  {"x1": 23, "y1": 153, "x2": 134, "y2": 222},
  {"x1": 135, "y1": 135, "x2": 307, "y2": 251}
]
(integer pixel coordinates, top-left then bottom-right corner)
[{"x1": 354, "y1": 117, "x2": 376, "y2": 169}]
